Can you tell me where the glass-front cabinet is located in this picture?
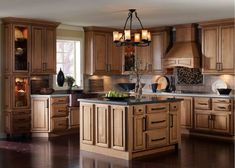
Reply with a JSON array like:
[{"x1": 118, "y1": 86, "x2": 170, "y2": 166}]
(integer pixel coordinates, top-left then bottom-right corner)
[
  {"x1": 13, "y1": 76, "x2": 30, "y2": 109},
  {"x1": 13, "y1": 25, "x2": 30, "y2": 72}
]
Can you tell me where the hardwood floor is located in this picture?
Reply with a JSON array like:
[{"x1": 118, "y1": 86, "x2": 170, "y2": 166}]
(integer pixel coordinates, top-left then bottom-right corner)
[{"x1": 0, "y1": 134, "x2": 234, "y2": 168}]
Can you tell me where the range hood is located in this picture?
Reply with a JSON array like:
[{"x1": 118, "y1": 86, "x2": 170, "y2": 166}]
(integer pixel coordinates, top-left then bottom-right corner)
[{"x1": 163, "y1": 24, "x2": 200, "y2": 68}]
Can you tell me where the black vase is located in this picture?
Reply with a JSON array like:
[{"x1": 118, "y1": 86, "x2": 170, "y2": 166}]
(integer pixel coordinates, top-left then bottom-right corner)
[{"x1": 57, "y1": 68, "x2": 65, "y2": 87}]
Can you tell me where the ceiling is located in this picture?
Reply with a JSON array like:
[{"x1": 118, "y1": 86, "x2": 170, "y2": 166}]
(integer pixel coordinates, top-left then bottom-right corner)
[{"x1": 0, "y1": 0, "x2": 234, "y2": 28}]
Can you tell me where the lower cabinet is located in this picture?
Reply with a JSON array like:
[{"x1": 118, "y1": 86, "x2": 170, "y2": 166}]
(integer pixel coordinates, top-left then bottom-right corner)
[
  {"x1": 80, "y1": 102, "x2": 181, "y2": 160},
  {"x1": 31, "y1": 95, "x2": 69, "y2": 137},
  {"x1": 68, "y1": 107, "x2": 79, "y2": 128},
  {"x1": 80, "y1": 103, "x2": 94, "y2": 144},
  {"x1": 110, "y1": 105, "x2": 127, "y2": 151},
  {"x1": 95, "y1": 104, "x2": 110, "y2": 147}
]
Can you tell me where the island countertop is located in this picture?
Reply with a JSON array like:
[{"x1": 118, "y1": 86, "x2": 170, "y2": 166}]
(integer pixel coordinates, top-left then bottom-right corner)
[{"x1": 78, "y1": 96, "x2": 183, "y2": 105}]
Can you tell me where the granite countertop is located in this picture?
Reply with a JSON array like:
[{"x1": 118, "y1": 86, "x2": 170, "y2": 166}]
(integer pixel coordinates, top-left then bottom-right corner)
[
  {"x1": 143, "y1": 91, "x2": 235, "y2": 98},
  {"x1": 31, "y1": 94, "x2": 70, "y2": 97},
  {"x1": 78, "y1": 96, "x2": 183, "y2": 105}
]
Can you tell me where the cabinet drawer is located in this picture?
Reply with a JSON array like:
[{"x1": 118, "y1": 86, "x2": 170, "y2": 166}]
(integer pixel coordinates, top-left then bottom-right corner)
[
  {"x1": 194, "y1": 98, "x2": 211, "y2": 110},
  {"x1": 13, "y1": 114, "x2": 31, "y2": 123},
  {"x1": 51, "y1": 104, "x2": 68, "y2": 117},
  {"x1": 51, "y1": 117, "x2": 68, "y2": 132},
  {"x1": 146, "y1": 128, "x2": 168, "y2": 148},
  {"x1": 147, "y1": 103, "x2": 169, "y2": 113},
  {"x1": 51, "y1": 97, "x2": 68, "y2": 104},
  {"x1": 213, "y1": 103, "x2": 231, "y2": 111},
  {"x1": 133, "y1": 105, "x2": 145, "y2": 115},
  {"x1": 212, "y1": 98, "x2": 231, "y2": 104},
  {"x1": 146, "y1": 113, "x2": 168, "y2": 130},
  {"x1": 13, "y1": 110, "x2": 30, "y2": 115},
  {"x1": 170, "y1": 102, "x2": 179, "y2": 111}
]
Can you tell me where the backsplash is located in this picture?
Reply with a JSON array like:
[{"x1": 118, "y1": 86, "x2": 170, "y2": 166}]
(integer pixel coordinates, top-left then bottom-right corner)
[{"x1": 175, "y1": 67, "x2": 203, "y2": 85}]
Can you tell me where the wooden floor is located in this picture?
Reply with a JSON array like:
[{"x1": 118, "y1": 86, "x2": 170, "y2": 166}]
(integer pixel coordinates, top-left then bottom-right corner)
[{"x1": 0, "y1": 134, "x2": 234, "y2": 168}]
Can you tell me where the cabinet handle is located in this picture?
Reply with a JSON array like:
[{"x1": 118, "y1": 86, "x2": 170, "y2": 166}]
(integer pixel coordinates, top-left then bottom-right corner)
[
  {"x1": 151, "y1": 137, "x2": 166, "y2": 142},
  {"x1": 57, "y1": 110, "x2": 67, "y2": 113},
  {"x1": 198, "y1": 103, "x2": 208, "y2": 105},
  {"x1": 217, "y1": 106, "x2": 226, "y2": 109},
  {"x1": 170, "y1": 114, "x2": 173, "y2": 128},
  {"x1": 142, "y1": 117, "x2": 146, "y2": 131},
  {"x1": 151, "y1": 120, "x2": 166, "y2": 124},
  {"x1": 151, "y1": 107, "x2": 166, "y2": 111},
  {"x1": 215, "y1": 100, "x2": 227, "y2": 103}
]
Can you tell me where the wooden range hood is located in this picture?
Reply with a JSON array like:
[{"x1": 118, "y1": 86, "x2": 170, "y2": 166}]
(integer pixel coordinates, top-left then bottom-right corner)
[{"x1": 163, "y1": 24, "x2": 200, "y2": 68}]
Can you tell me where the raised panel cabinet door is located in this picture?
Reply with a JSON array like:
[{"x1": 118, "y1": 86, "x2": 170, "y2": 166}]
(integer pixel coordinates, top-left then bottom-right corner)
[
  {"x1": 111, "y1": 105, "x2": 126, "y2": 151},
  {"x1": 3, "y1": 24, "x2": 12, "y2": 73},
  {"x1": 44, "y1": 27, "x2": 56, "y2": 74},
  {"x1": 220, "y1": 25, "x2": 234, "y2": 73},
  {"x1": 151, "y1": 32, "x2": 164, "y2": 73},
  {"x1": 31, "y1": 26, "x2": 44, "y2": 73},
  {"x1": 169, "y1": 113, "x2": 178, "y2": 144},
  {"x1": 202, "y1": 26, "x2": 218, "y2": 73},
  {"x1": 3, "y1": 76, "x2": 12, "y2": 110},
  {"x1": 80, "y1": 103, "x2": 94, "y2": 145},
  {"x1": 211, "y1": 113, "x2": 230, "y2": 133},
  {"x1": 176, "y1": 97, "x2": 193, "y2": 128},
  {"x1": 95, "y1": 104, "x2": 110, "y2": 148},
  {"x1": 194, "y1": 111, "x2": 211, "y2": 131},
  {"x1": 107, "y1": 35, "x2": 122, "y2": 74},
  {"x1": 93, "y1": 33, "x2": 108, "y2": 74},
  {"x1": 69, "y1": 107, "x2": 79, "y2": 128},
  {"x1": 31, "y1": 98, "x2": 49, "y2": 132},
  {"x1": 135, "y1": 46, "x2": 151, "y2": 72},
  {"x1": 50, "y1": 117, "x2": 68, "y2": 132},
  {"x1": 133, "y1": 115, "x2": 145, "y2": 151}
]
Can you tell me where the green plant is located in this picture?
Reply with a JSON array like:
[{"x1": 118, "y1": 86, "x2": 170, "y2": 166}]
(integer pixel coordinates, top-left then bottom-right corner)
[{"x1": 65, "y1": 76, "x2": 75, "y2": 87}]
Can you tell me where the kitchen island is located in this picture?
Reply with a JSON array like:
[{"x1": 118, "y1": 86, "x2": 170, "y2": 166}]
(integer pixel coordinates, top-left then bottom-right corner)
[{"x1": 79, "y1": 96, "x2": 183, "y2": 160}]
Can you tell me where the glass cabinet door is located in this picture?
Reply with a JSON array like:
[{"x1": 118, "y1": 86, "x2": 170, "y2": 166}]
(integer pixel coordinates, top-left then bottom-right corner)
[
  {"x1": 14, "y1": 25, "x2": 30, "y2": 72},
  {"x1": 13, "y1": 77, "x2": 30, "y2": 108}
]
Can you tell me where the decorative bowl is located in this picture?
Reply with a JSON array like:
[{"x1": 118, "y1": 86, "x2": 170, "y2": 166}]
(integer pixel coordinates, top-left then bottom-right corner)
[
  {"x1": 217, "y1": 88, "x2": 232, "y2": 95},
  {"x1": 40, "y1": 88, "x2": 55, "y2": 95},
  {"x1": 118, "y1": 83, "x2": 145, "y2": 91}
]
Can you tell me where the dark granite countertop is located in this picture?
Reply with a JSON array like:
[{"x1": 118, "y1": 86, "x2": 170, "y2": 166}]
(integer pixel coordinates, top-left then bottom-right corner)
[{"x1": 78, "y1": 96, "x2": 183, "y2": 105}]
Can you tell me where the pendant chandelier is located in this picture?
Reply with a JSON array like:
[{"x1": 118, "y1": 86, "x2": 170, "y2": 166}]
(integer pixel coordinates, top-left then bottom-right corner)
[{"x1": 113, "y1": 9, "x2": 151, "y2": 47}]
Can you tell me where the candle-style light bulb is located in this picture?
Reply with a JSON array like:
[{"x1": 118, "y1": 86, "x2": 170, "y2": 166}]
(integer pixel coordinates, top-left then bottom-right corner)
[{"x1": 124, "y1": 30, "x2": 131, "y2": 41}]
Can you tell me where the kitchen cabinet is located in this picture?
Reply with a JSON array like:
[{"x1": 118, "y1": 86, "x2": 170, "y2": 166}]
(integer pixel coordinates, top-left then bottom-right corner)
[
  {"x1": 80, "y1": 103, "x2": 94, "y2": 144},
  {"x1": 68, "y1": 107, "x2": 79, "y2": 129},
  {"x1": 2, "y1": 17, "x2": 59, "y2": 75},
  {"x1": 194, "y1": 97, "x2": 232, "y2": 134},
  {"x1": 84, "y1": 27, "x2": 123, "y2": 75},
  {"x1": 80, "y1": 101, "x2": 181, "y2": 160},
  {"x1": 110, "y1": 105, "x2": 127, "y2": 151},
  {"x1": 31, "y1": 95, "x2": 69, "y2": 137},
  {"x1": 201, "y1": 19, "x2": 234, "y2": 74},
  {"x1": 135, "y1": 46, "x2": 151, "y2": 72},
  {"x1": 175, "y1": 96, "x2": 193, "y2": 128},
  {"x1": 3, "y1": 76, "x2": 31, "y2": 136},
  {"x1": 95, "y1": 104, "x2": 110, "y2": 148},
  {"x1": 31, "y1": 26, "x2": 56, "y2": 74}
]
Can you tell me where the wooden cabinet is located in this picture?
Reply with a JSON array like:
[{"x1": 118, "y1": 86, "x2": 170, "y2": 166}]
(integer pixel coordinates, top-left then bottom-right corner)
[
  {"x1": 95, "y1": 104, "x2": 110, "y2": 148},
  {"x1": 169, "y1": 102, "x2": 180, "y2": 144},
  {"x1": 133, "y1": 115, "x2": 146, "y2": 151},
  {"x1": 176, "y1": 96, "x2": 193, "y2": 128},
  {"x1": 31, "y1": 97, "x2": 49, "y2": 132},
  {"x1": 110, "y1": 105, "x2": 127, "y2": 151},
  {"x1": 80, "y1": 103, "x2": 94, "y2": 145},
  {"x1": 84, "y1": 27, "x2": 122, "y2": 75},
  {"x1": 68, "y1": 107, "x2": 79, "y2": 129},
  {"x1": 135, "y1": 46, "x2": 152, "y2": 72},
  {"x1": 2, "y1": 17, "x2": 59, "y2": 75},
  {"x1": 194, "y1": 97, "x2": 232, "y2": 134},
  {"x1": 201, "y1": 19, "x2": 234, "y2": 74},
  {"x1": 31, "y1": 96, "x2": 69, "y2": 137},
  {"x1": 31, "y1": 26, "x2": 56, "y2": 74}
]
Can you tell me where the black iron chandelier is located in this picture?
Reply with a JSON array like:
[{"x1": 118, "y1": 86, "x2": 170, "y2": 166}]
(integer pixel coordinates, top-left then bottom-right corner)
[{"x1": 113, "y1": 9, "x2": 151, "y2": 47}]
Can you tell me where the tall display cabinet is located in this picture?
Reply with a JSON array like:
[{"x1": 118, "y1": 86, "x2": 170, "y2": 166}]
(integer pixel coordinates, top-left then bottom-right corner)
[{"x1": 2, "y1": 18, "x2": 59, "y2": 137}]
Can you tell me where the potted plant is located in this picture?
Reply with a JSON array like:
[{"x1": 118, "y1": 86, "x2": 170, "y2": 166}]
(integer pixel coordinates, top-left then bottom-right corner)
[{"x1": 65, "y1": 76, "x2": 75, "y2": 91}]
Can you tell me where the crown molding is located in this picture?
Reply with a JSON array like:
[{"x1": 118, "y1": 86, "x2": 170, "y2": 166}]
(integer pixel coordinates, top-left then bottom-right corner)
[{"x1": 57, "y1": 24, "x2": 84, "y2": 31}]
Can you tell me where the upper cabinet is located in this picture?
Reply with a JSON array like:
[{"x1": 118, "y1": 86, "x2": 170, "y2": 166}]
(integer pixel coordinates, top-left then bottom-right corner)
[
  {"x1": 2, "y1": 17, "x2": 59, "y2": 75},
  {"x1": 84, "y1": 27, "x2": 123, "y2": 75},
  {"x1": 200, "y1": 19, "x2": 234, "y2": 74}
]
